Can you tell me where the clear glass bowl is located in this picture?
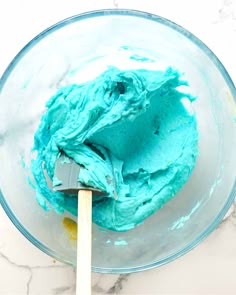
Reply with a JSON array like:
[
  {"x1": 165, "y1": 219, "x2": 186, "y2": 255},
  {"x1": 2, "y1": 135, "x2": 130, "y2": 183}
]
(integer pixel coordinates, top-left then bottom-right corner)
[{"x1": 0, "y1": 9, "x2": 236, "y2": 273}]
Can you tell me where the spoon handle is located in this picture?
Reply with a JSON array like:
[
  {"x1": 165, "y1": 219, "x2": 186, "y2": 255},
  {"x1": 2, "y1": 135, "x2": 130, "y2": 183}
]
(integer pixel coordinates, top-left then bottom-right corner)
[{"x1": 76, "y1": 189, "x2": 92, "y2": 295}]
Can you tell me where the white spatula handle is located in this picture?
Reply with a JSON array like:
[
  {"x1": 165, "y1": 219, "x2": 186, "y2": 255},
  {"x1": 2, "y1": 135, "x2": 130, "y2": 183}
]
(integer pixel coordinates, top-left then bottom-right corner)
[{"x1": 76, "y1": 190, "x2": 92, "y2": 295}]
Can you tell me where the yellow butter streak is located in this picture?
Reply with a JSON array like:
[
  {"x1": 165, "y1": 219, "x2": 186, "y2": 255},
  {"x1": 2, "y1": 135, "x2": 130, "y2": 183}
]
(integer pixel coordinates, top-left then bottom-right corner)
[
  {"x1": 226, "y1": 89, "x2": 236, "y2": 116},
  {"x1": 63, "y1": 217, "x2": 77, "y2": 240}
]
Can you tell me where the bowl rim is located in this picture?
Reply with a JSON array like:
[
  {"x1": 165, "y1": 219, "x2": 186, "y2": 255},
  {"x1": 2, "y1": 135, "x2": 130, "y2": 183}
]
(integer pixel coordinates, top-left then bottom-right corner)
[{"x1": 0, "y1": 8, "x2": 236, "y2": 273}]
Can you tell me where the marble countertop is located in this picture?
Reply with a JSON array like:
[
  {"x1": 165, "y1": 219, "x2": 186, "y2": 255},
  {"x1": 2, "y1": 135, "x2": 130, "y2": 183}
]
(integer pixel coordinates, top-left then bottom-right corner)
[{"x1": 0, "y1": 0, "x2": 236, "y2": 294}]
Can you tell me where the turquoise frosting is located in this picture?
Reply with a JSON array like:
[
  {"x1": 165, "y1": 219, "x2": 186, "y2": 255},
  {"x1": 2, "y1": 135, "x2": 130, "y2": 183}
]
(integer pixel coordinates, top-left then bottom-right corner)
[{"x1": 31, "y1": 67, "x2": 198, "y2": 231}]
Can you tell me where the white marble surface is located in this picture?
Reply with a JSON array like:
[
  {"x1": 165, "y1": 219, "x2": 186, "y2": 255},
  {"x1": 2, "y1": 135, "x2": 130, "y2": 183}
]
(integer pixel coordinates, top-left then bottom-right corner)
[{"x1": 0, "y1": 0, "x2": 236, "y2": 294}]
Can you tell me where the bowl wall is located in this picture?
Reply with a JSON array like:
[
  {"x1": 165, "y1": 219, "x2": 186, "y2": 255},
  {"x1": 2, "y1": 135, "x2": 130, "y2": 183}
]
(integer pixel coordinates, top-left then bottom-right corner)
[{"x1": 0, "y1": 10, "x2": 235, "y2": 272}]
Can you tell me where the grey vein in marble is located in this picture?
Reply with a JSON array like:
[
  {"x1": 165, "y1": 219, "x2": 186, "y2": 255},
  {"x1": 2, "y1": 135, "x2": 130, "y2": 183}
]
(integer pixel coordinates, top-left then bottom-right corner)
[
  {"x1": 215, "y1": 0, "x2": 236, "y2": 24},
  {"x1": 113, "y1": 0, "x2": 119, "y2": 8},
  {"x1": 107, "y1": 275, "x2": 129, "y2": 294},
  {"x1": 0, "y1": 251, "x2": 32, "y2": 295},
  {"x1": 52, "y1": 285, "x2": 75, "y2": 295},
  {"x1": 0, "y1": 250, "x2": 71, "y2": 295},
  {"x1": 92, "y1": 274, "x2": 129, "y2": 294},
  {"x1": 219, "y1": 0, "x2": 235, "y2": 19}
]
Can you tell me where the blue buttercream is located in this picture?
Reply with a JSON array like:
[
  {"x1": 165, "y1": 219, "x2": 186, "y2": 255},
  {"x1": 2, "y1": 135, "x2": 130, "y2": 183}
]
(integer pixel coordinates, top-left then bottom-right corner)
[{"x1": 31, "y1": 67, "x2": 198, "y2": 231}]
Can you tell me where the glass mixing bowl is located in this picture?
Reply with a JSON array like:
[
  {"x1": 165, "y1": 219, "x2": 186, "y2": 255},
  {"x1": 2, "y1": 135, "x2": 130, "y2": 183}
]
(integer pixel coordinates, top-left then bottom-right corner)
[{"x1": 0, "y1": 9, "x2": 236, "y2": 273}]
